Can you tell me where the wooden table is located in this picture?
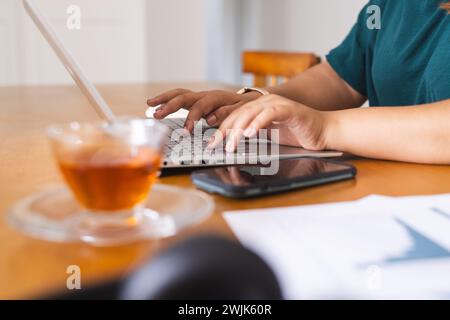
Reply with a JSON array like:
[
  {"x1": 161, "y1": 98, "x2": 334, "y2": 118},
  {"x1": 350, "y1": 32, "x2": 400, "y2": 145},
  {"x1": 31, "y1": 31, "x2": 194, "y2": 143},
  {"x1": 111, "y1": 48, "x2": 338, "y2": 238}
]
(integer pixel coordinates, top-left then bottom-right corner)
[{"x1": 1, "y1": 83, "x2": 450, "y2": 299}]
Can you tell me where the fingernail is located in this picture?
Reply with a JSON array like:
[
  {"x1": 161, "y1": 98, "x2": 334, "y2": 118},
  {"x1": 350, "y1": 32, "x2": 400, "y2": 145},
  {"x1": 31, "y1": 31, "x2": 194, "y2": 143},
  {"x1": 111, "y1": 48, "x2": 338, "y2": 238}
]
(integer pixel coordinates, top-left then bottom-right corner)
[
  {"x1": 243, "y1": 127, "x2": 256, "y2": 138},
  {"x1": 153, "y1": 110, "x2": 163, "y2": 118},
  {"x1": 207, "y1": 115, "x2": 217, "y2": 126},
  {"x1": 182, "y1": 122, "x2": 192, "y2": 135},
  {"x1": 226, "y1": 139, "x2": 235, "y2": 153},
  {"x1": 207, "y1": 136, "x2": 215, "y2": 149}
]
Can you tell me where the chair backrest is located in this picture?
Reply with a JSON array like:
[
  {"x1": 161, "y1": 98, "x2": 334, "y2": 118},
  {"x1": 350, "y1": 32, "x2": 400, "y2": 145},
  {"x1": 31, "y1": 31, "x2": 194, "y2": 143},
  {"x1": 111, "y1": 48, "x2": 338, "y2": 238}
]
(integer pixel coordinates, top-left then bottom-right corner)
[{"x1": 243, "y1": 51, "x2": 321, "y2": 86}]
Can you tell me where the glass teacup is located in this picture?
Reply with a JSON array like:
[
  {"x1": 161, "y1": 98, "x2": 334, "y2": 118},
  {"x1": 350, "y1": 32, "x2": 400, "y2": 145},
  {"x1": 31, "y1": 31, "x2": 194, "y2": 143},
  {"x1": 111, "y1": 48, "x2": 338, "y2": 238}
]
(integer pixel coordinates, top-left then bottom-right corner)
[{"x1": 47, "y1": 118, "x2": 169, "y2": 236}]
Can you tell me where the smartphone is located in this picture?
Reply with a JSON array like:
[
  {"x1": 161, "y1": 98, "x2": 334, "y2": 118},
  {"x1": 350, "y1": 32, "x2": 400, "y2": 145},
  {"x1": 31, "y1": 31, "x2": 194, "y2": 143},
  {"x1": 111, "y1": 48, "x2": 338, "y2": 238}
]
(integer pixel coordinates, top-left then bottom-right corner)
[{"x1": 191, "y1": 158, "x2": 356, "y2": 198}]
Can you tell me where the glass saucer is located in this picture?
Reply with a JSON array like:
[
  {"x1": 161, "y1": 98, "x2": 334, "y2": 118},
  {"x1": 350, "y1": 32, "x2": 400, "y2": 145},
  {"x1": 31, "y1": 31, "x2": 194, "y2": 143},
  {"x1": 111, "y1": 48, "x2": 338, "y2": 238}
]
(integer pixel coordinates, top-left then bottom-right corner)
[{"x1": 7, "y1": 184, "x2": 214, "y2": 246}]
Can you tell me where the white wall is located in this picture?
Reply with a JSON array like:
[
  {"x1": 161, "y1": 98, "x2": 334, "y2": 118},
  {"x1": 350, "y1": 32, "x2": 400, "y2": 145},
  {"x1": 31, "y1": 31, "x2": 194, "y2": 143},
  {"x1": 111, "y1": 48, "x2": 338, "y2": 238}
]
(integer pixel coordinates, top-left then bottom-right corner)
[
  {"x1": 1, "y1": 0, "x2": 149, "y2": 85},
  {"x1": 207, "y1": 0, "x2": 368, "y2": 84},
  {"x1": 0, "y1": 0, "x2": 368, "y2": 86},
  {"x1": 146, "y1": 0, "x2": 206, "y2": 82},
  {"x1": 205, "y1": 0, "x2": 242, "y2": 84},
  {"x1": 0, "y1": 0, "x2": 206, "y2": 85},
  {"x1": 241, "y1": 0, "x2": 367, "y2": 55}
]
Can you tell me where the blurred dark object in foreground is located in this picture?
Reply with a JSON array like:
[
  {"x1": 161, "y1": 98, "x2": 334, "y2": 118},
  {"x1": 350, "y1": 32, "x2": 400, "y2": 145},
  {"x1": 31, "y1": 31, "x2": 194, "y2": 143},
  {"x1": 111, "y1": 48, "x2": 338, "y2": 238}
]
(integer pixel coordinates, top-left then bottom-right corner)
[{"x1": 45, "y1": 235, "x2": 282, "y2": 300}]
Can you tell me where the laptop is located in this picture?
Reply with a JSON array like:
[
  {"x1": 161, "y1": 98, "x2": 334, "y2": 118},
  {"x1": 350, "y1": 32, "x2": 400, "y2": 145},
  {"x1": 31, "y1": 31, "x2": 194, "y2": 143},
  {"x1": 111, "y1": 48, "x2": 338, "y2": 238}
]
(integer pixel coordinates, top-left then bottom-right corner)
[{"x1": 23, "y1": 0, "x2": 342, "y2": 169}]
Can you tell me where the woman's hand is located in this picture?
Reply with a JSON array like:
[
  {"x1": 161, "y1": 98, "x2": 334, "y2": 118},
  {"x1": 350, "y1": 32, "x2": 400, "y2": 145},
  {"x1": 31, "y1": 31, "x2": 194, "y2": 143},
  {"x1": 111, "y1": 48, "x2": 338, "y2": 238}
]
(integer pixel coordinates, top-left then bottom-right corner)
[
  {"x1": 146, "y1": 89, "x2": 261, "y2": 132},
  {"x1": 208, "y1": 94, "x2": 331, "y2": 152}
]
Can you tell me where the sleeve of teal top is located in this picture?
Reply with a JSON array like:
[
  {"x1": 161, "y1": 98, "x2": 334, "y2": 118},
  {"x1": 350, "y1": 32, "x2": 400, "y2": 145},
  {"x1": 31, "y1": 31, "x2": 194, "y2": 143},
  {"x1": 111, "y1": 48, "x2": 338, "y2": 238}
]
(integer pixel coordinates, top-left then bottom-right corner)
[{"x1": 326, "y1": 2, "x2": 372, "y2": 97}]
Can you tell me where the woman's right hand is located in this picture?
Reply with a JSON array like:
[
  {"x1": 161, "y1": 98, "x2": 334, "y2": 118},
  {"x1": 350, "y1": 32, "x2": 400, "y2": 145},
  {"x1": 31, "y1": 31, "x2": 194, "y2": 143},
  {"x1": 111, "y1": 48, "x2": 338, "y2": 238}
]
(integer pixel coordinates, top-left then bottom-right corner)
[{"x1": 146, "y1": 89, "x2": 262, "y2": 132}]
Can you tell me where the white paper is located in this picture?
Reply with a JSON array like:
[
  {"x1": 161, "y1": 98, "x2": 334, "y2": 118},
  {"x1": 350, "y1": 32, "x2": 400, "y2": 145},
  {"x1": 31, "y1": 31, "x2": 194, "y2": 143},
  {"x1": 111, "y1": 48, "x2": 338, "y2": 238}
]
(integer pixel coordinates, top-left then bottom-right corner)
[{"x1": 223, "y1": 195, "x2": 450, "y2": 299}]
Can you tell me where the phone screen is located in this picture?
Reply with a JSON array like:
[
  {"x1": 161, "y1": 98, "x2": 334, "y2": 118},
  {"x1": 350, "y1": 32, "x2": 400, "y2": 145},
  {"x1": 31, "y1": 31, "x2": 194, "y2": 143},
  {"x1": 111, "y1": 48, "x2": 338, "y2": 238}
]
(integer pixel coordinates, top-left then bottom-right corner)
[{"x1": 200, "y1": 158, "x2": 354, "y2": 187}]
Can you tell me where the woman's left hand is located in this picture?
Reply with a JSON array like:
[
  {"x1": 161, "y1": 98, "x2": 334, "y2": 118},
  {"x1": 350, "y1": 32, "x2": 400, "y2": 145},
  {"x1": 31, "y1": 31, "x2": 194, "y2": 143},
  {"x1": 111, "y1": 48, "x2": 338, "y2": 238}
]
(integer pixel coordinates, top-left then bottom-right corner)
[{"x1": 207, "y1": 94, "x2": 331, "y2": 152}]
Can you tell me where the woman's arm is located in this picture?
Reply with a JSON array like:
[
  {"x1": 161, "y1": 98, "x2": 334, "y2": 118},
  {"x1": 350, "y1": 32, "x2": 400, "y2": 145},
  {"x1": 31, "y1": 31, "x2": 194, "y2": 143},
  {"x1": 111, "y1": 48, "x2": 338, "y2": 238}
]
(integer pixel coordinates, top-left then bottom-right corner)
[
  {"x1": 210, "y1": 94, "x2": 450, "y2": 165},
  {"x1": 326, "y1": 99, "x2": 450, "y2": 164},
  {"x1": 147, "y1": 61, "x2": 366, "y2": 130},
  {"x1": 268, "y1": 61, "x2": 367, "y2": 111}
]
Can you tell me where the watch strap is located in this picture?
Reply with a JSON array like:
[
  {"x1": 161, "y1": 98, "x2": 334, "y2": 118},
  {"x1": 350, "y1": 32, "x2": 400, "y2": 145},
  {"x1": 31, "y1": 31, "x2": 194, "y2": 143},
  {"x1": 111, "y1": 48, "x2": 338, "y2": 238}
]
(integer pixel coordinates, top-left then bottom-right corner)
[{"x1": 236, "y1": 87, "x2": 270, "y2": 96}]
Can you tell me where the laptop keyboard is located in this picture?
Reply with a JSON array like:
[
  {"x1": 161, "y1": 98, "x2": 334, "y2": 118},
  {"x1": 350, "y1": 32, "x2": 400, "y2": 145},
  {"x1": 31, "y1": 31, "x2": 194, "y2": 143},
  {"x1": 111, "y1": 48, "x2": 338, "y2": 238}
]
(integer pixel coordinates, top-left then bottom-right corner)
[{"x1": 161, "y1": 118, "x2": 250, "y2": 165}]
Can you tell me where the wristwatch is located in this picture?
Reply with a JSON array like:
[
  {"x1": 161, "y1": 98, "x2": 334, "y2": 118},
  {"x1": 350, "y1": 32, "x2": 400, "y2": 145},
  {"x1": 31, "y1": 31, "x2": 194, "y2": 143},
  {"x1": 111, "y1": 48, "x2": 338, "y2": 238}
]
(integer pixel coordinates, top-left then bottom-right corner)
[{"x1": 237, "y1": 87, "x2": 270, "y2": 96}]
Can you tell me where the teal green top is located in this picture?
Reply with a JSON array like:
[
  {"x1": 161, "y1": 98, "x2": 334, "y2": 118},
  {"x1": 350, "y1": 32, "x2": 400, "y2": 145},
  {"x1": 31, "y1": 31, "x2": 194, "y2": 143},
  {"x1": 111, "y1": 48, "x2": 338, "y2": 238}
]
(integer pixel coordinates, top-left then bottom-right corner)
[{"x1": 326, "y1": 0, "x2": 450, "y2": 106}]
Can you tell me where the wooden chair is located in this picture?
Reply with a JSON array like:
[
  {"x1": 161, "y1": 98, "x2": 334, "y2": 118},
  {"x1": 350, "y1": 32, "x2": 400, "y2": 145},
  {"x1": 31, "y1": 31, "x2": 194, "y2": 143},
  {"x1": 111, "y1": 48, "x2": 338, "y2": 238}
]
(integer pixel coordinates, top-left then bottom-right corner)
[{"x1": 242, "y1": 51, "x2": 321, "y2": 87}]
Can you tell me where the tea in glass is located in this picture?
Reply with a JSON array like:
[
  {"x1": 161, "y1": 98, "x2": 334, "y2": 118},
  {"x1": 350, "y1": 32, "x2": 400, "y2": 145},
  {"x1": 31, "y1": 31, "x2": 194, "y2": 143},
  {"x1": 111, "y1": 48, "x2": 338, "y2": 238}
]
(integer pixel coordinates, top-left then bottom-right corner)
[{"x1": 48, "y1": 118, "x2": 168, "y2": 215}]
